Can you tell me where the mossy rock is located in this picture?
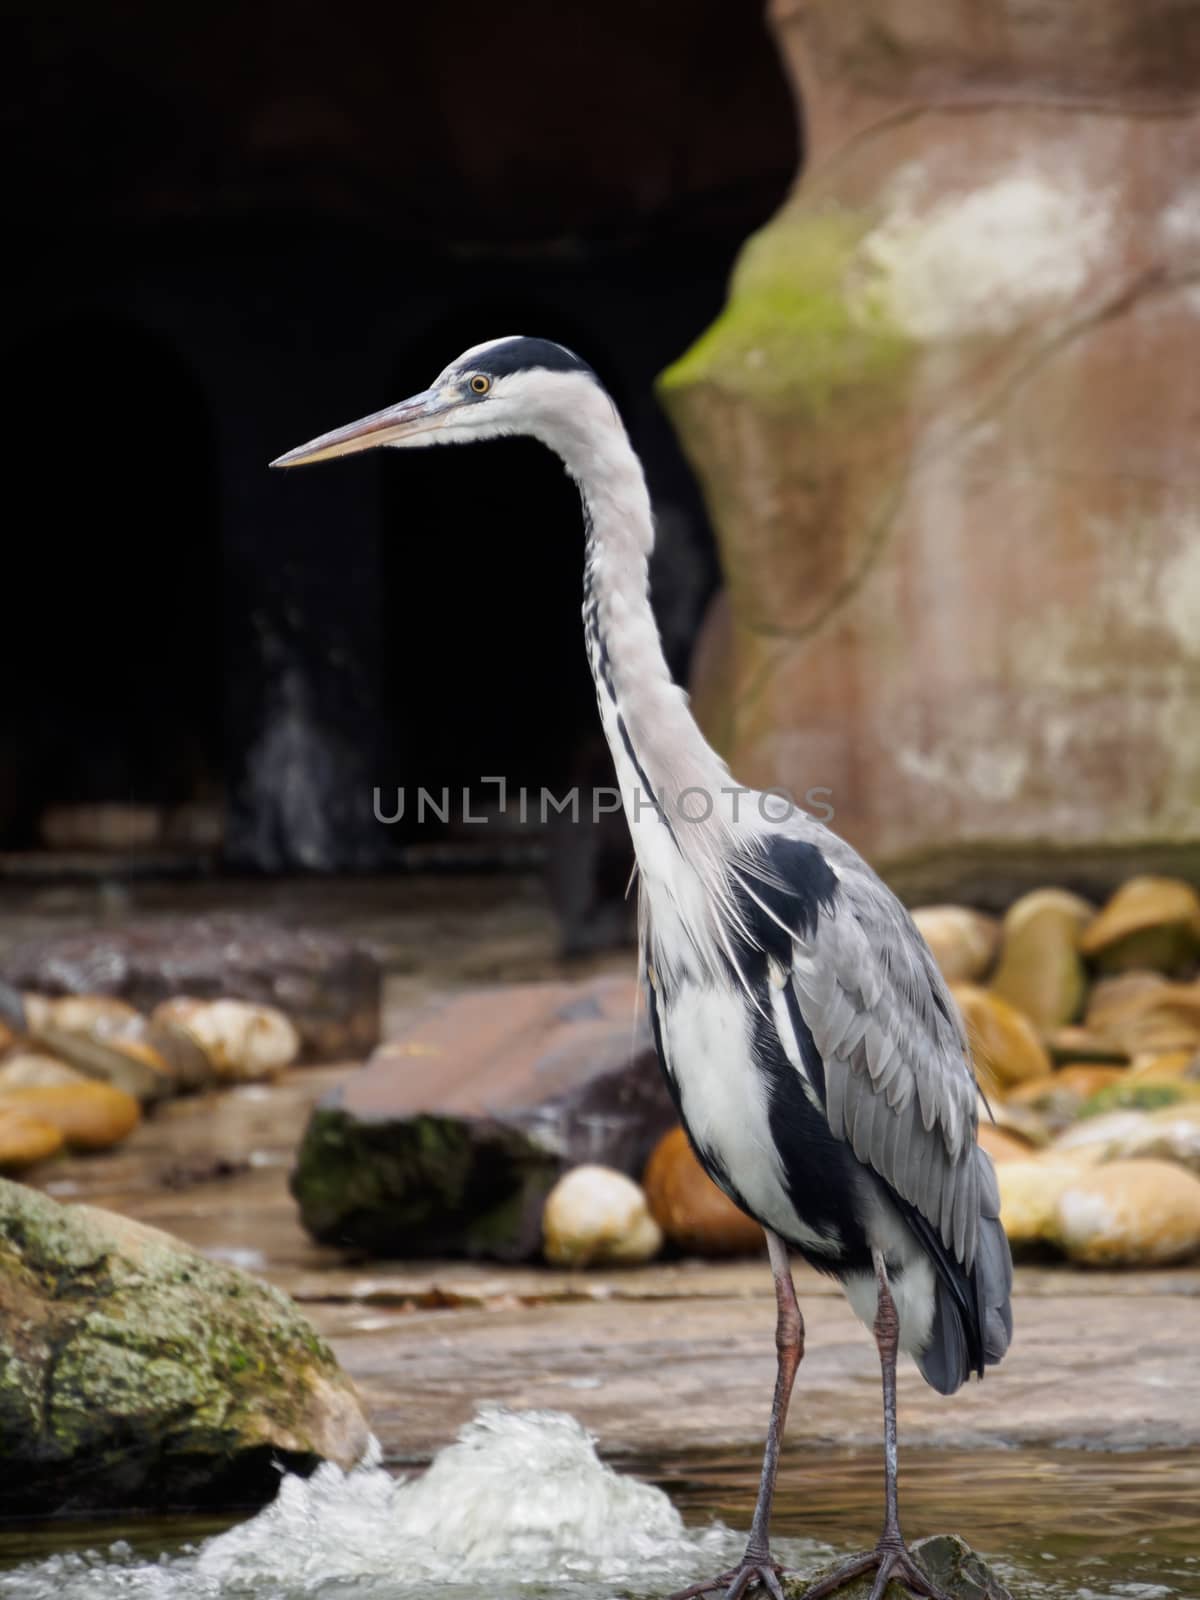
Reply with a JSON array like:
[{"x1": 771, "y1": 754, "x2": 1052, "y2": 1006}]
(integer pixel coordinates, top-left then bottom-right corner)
[
  {"x1": 658, "y1": 207, "x2": 914, "y2": 414},
  {"x1": 291, "y1": 1105, "x2": 562, "y2": 1259},
  {"x1": 1078, "y1": 1080, "x2": 1197, "y2": 1119},
  {"x1": 781, "y1": 1536, "x2": 1012, "y2": 1600},
  {"x1": 0, "y1": 1179, "x2": 367, "y2": 1516}
]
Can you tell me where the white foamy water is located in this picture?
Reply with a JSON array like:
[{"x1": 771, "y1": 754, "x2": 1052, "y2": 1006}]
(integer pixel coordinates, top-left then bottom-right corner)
[{"x1": 0, "y1": 1408, "x2": 741, "y2": 1600}]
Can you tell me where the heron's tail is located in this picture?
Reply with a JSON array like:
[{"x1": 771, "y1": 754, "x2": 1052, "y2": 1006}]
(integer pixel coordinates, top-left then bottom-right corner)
[{"x1": 917, "y1": 1145, "x2": 1013, "y2": 1396}]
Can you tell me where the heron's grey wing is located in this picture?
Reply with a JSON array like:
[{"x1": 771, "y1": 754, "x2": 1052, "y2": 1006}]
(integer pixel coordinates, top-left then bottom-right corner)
[{"x1": 775, "y1": 842, "x2": 982, "y2": 1265}]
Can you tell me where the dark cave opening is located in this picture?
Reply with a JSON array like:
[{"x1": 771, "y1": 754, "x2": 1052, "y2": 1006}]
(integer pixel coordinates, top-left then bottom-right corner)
[
  {"x1": 0, "y1": 313, "x2": 222, "y2": 852},
  {"x1": 3, "y1": 0, "x2": 799, "y2": 887}
]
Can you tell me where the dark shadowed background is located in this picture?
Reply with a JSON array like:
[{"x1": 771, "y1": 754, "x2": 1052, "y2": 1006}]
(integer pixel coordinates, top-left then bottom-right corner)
[{"x1": 3, "y1": 1, "x2": 797, "y2": 880}]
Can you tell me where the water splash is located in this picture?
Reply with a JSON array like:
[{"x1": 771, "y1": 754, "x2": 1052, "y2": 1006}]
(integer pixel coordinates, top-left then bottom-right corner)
[{"x1": 0, "y1": 1408, "x2": 739, "y2": 1600}]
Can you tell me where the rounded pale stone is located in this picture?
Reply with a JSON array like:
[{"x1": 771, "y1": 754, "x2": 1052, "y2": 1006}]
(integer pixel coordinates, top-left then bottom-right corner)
[
  {"x1": 911, "y1": 906, "x2": 1000, "y2": 985},
  {"x1": 1096, "y1": 1101, "x2": 1200, "y2": 1175},
  {"x1": 1055, "y1": 1159, "x2": 1200, "y2": 1266},
  {"x1": 989, "y1": 888, "x2": 1093, "y2": 1029},
  {"x1": 39, "y1": 995, "x2": 142, "y2": 1032},
  {"x1": 1086, "y1": 971, "x2": 1169, "y2": 1030},
  {"x1": 1054, "y1": 1108, "x2": 1156, "y2": 1157},
  {"x1": 151, "y1": 997, "x2": 300, "y2": 1081},
  {"x1": 997, "y1": 1159, "x2": 1089, "y2": 1245},
  {"x1": 0, "y1": 1054, "x2": 87, "y2": 1089},
  {"x1": 542, "y1": 1165, "x2": 663, "y2": 1268}
]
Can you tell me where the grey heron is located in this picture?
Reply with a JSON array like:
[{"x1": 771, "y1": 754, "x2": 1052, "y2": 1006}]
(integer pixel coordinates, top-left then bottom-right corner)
[{"x1": 272, "y1": 336, "x2": 1013, "y2": 1600}]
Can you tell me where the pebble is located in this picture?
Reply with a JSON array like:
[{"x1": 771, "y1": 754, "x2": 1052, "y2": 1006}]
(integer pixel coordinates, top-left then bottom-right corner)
[
  {"x1": 1006, "y1": 1064, "x2": 1128, "y2": 1133},
  {"x1": 0, "y1": 1053, "x2": 87, "y2": 1089},
  {"x1": 988, "y1": 888, "x2": 1092, "y2": 1029},
  {"x1": 976, "y1": 1123, "x2": 1036, "y2": 1165},
  {"x1": 26, "y1": 995, "x2": 141, "y2": 1033},
  {"x1": 1090, "y1": 1101, "x2": 1200, "y2": 1175},
  {"x1": 643, "y1": 1127, "x2": 764, "y2": 1255},
  {"x1": 0, "y1": 1107, "x2": 63, "y2": 1168},
  {"x1": 1129, "y1": 1050, "x2": 1199, "y2": 1083},
  {"x1": 152, "y1": 998, "x2": 300, "y2": 1081},
  {"x1": 21, "y1": 995, "x2": 174, "y2": 1102},
  {"x1": 911, "y1": 906, "x2": 1000, "y2": 985},
  {"x1": 1079, "y1": 876, "x2": 1200, "y2": 976},
  {"x1": 996, "y1": 1157, "x2": 1095, "y2": 1246},
  {"x1": 542, "y1": 1165, "x2": 663, "y2": 1268},
  {"x1": 951, "y1": 984, "x2": 1052, "y2": 1091},
  {"x1": 1055, "y1": 1159, "x2": 1200, "y2": 1266},
  {"x1": 0, "y1": 1083, "x2": 141, "y2": 1151},
  {"x1": 1054, "y1": 1108, "x2": 1160, "y2": 1157}
]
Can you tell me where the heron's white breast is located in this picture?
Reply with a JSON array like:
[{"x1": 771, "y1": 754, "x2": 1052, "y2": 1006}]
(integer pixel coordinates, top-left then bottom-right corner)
[{"x1": 656, "y1": 977, "x2": 840, "y2": 1256}]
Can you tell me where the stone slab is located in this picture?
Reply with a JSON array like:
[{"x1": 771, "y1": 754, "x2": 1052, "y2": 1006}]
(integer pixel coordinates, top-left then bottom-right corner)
[
  {"x1": 290, "y1": 975, "x2": 675, "y2": 1259},
  {"x1": 317, "y1": 1264, "x2": 1200, "y2": 1466}
]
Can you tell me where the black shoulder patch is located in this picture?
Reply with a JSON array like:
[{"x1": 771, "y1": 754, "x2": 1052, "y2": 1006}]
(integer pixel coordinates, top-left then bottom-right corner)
[
  {"x1": 732, "y1": 835, "x2": 839, "y2": 967},
  {"x1": 472, "y1": 337, "x2": 597, "y2": 382}
]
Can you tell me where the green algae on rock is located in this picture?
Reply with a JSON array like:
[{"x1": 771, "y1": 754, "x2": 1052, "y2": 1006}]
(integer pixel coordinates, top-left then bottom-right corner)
[
  {"x1": 658, "y1": 210, "x2": 914, "y2": 414},
  {"x1": 780, "y1": 1535, "x2": 1012, "y2": 1600},
  {"x1": 290, "y1": 976, "x2": 674, "y2": 1262},
  {"x1": 0, "y1": 1179, "x2": 368, "y2": 1516}
]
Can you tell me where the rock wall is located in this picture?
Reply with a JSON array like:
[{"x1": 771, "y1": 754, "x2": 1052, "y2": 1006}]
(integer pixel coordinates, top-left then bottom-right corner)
[{"x1": 661, "y1": 0, "x2": 1200, "y2": 898}]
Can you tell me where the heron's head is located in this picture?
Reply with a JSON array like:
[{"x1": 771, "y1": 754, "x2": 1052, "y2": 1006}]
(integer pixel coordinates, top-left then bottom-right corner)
[{"x1": 270, "y1": 336, "x2": 607, "y2": 469}]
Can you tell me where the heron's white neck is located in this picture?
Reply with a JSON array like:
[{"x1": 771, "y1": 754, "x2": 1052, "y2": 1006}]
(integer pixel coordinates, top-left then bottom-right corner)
[{"x1": 545, "y1": 391, "x2": 731, "y2": 884}]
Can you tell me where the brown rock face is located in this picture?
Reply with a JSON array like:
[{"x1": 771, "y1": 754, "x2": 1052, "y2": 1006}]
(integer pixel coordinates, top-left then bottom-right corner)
[{"x1": 661, "y1": 0, "x2": 1200, "y2": 893}]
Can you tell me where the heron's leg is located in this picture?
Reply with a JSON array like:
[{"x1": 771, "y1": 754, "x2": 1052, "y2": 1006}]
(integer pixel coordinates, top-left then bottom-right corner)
[
  {"x1": 743, "y1": 1230, "x2": 805, "y2": 1566},
  {"x1": 799, "y1": 1254, "x2": 952, "y2": 1600},
  {"x1": 874, "y1": 1248, "x2": 903, "y2": 1551},
  {"x1": 664, "y1": 1230, "x2": 803, "y2": 1600}
]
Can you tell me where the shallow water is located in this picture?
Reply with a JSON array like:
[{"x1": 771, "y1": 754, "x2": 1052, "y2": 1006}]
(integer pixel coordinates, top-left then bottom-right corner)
[{"x1": 1, "y1": 1409, "x2": 1196, "y2": 1600}]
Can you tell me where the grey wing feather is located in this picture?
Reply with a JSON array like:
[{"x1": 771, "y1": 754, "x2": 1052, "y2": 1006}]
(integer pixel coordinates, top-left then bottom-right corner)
[{"x1": 785, "y1": 832, "x2": 982, "y2": 1265}]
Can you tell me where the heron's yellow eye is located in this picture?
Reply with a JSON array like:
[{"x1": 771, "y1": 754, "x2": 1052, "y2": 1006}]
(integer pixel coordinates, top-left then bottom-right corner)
[{"x1": 469, "y1": 374, "x2": 491, "y2": 395}]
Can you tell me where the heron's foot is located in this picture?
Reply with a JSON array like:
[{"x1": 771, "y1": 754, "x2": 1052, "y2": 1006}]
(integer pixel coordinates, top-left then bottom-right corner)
[
  {"x1": 798, "y1": 1536, "x2": 954, "y2": 1600},
  {"x1": 666, "y1": 1553, "x2": 790, "y2": 1600}
]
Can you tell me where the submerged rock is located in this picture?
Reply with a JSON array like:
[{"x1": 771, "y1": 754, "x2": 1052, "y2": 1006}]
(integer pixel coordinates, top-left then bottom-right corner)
[
  {"x1": 542, "y1": 1165, "x2": 662, "y2": 1267},
  {"x1": 783, "y1": 1535, "x2": 1012, "y2": 1600},
  {"x1": 0, "y1": 1179, "x2": 368, "y2": 1516},
  {"x1": 292, "y1": 976, "x2": 675, "y2": 1260}
]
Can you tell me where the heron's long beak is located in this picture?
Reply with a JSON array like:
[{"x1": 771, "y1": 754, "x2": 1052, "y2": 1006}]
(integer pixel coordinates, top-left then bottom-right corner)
[{"x1": 269, "y1": 388, "x2": 454, "y2": 468}]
